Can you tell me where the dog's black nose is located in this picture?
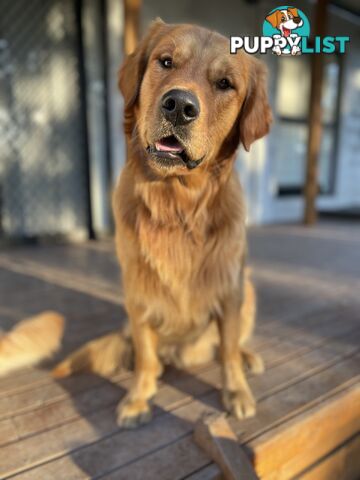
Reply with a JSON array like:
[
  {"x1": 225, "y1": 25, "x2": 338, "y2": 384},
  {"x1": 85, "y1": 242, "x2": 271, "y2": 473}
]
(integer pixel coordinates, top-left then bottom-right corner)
[
  {"x1": 161, "y1": 89, "x2": 200, "y2": 126},
  {"x1": 293, "y1": 16, "x2": 302, "y2": 24}
]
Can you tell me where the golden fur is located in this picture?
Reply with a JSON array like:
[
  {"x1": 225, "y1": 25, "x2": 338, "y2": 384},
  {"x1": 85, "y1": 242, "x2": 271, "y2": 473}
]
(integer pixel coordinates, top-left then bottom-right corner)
[
  {"x1": 54, "y1": 20, "x2": 272, "y2": 427},
  {"x1": 0, "y1": 312, "x2": 65, "y2": 376}
]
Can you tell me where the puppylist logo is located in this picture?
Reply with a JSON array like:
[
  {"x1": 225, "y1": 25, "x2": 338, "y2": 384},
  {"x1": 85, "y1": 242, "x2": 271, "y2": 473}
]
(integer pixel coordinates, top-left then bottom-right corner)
[
  {"x1": 263, "y1": 6, "x2": 309, "y2": 55},
  {"x1": 231, "y1": 6, "x2": 350, "y2": 56}
]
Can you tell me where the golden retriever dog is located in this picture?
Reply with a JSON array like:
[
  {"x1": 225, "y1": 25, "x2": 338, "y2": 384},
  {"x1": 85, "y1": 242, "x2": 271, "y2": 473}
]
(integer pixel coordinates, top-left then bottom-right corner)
[{"x1": 54, "y1": 19, "x2": 272, "y2": 428}]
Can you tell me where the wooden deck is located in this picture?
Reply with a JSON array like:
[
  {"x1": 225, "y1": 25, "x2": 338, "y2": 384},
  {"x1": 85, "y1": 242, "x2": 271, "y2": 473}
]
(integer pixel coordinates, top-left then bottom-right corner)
[{"x1": 0, "y1": 221, "x2": 359, "y2": 479}]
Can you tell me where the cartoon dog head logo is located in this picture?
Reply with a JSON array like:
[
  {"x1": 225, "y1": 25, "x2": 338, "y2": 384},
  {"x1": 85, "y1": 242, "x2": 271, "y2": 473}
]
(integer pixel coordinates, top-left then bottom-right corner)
[
  {"x1": 266, "y1": 7, "x2": 303, "y2": 38},
  {"x1": 263, "y1": 6, "x2": 310, "y2": 56}
]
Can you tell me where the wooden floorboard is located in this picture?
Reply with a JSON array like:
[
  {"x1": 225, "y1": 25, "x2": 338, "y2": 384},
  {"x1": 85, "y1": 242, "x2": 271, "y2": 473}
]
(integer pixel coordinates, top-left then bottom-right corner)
[{"x1": 0, "y1": 221, "x2": 359, "y2": 479}]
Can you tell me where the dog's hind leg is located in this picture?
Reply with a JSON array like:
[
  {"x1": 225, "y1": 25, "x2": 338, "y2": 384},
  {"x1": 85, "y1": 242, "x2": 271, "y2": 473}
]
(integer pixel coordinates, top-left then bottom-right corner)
[
  {"x1": 52, "y1": 328, "x2": 133, "y2": 379},
  {"x1": 241, "y1": 347, "x2": 264, "y2": 374},
  {"x1": 173, "y1": 321, "x2": 219, "y2": 369},
  {"x1": 173, "y1": 274, "x2": 264, "y2": 375}
]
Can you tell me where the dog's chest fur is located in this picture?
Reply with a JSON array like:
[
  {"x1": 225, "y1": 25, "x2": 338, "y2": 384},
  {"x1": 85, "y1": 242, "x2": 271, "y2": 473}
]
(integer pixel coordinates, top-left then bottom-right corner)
[{"x1": 117, "y1": 168, "x2": 246, "y2": 340}]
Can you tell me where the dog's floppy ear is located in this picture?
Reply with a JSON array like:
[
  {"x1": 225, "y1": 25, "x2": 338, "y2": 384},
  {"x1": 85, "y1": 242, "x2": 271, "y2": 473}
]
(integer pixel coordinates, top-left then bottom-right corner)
[
  {"x1": 239, "y1": 57, "x2": 272, "y2": 152},
  {"x1": 119, "y1": 18, "x2": 166, "y2": 135},
  {"x1": 288, "y1": 7, "x2": 299, "y2": 17},
  {"x1": 265, "y1": 10, "x2": 281, "y2": 28}
]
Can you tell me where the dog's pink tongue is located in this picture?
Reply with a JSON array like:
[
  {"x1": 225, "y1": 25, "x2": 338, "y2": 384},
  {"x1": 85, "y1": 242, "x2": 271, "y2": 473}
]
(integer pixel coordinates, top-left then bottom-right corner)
[
  {"x1": 155, "y1": 138, "x2": 183, "y2": 153},
  {"x1": 283, "y1": 27, "x2": 290, "y2": 37}
]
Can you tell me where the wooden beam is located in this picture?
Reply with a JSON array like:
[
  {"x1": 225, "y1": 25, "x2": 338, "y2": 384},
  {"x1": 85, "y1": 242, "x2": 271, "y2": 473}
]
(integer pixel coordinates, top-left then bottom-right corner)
[
  {"x1": 303, "y1": 0, "x2": 329, "y2": 225},
  {"x1": 123, "y1": 0, "x2": 141, "y2": 55},
  {"x1": 299, "y1": 434, "x2": 360, "y2": 480},
  {"x1": 251, "y1": 382, "x2": 360, "y2": 479},
  {"x1": 193, "y1": 383, "x2": 360, "y2": 480},
  {"x1": 194, "y1": 413, "x2": 259, "y2": 480}
]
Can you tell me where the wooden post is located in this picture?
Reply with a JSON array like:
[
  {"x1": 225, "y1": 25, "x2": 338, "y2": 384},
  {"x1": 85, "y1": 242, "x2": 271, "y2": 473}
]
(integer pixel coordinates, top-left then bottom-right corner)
[
  {"x1": 303, "y1": 0, "x2": 329, "y2": 225},
  {"x1": 123, "y1": 0, "x2": 141, "y2": 55},
  {"x1": 194, "y1": 413, "x2": 259, "y2": 480}
]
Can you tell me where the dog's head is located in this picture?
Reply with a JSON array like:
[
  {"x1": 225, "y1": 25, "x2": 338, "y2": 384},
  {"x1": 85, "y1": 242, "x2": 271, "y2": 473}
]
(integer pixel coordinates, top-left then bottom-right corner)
[
  {"x1": 266, "y1": 8, "x2": 303, "y2": 37},
  {"x1": 119, "y1": 20, "x2": 272, "y2": 177}
]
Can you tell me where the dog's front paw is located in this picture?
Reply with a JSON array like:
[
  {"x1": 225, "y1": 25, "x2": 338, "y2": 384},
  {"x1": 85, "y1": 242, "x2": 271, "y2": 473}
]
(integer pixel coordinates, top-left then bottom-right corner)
[
  {"x1": 222, "y1": 388, "x2": 256, "y2": 420},
  {"x1": 117, "y1": 396, "x2": 152, "y2": 428}
]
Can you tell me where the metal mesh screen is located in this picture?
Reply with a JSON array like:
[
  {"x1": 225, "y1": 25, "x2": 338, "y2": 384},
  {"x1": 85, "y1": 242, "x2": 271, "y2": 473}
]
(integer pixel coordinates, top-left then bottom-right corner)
[{"x1": 0, "y1": 0, "x2": 89, "y2": 239}]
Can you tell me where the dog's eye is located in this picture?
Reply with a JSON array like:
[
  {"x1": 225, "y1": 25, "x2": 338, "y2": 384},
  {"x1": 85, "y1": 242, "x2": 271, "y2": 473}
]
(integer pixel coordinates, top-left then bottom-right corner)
[
  {"x1": 159, "y1": 57, "x2": 173, "y2": 69},
  {"x1": 216, "y1": 78, "x2": 232, "y2": 90},
  {"x1": 281, "y1": 16, "x2": 286, "y2": 21}
]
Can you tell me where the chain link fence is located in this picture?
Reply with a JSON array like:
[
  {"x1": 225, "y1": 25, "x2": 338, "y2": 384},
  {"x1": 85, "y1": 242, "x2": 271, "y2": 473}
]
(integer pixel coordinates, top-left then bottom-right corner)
[{"x1": 0, "y1": 0, "x2": 90, "y2": 240}]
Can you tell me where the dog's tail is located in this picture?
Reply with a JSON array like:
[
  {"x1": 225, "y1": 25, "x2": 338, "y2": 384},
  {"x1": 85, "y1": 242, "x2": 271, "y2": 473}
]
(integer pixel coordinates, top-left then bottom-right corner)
[
  {"x1": 0, "y1": 311, "x2": 65, "y2": 377},
  {"x1": 52, "y1": 325, "x2": 133, "y2": 379}
]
